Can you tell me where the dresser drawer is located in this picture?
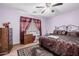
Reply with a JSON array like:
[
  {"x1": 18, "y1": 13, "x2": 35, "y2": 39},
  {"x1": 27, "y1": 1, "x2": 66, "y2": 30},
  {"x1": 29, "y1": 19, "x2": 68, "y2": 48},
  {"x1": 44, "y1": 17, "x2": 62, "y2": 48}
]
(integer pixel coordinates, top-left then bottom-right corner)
[{"x1": 24, "y1": 34, "x2": 33, "y2": 44}]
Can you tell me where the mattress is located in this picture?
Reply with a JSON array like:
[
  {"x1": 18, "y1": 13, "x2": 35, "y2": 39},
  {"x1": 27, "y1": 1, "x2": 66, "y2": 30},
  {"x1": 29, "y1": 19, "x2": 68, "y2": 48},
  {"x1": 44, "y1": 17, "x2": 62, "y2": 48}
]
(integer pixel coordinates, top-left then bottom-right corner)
[{"x1": 41, "y1": 35, "x2": 79, "y2": 45}]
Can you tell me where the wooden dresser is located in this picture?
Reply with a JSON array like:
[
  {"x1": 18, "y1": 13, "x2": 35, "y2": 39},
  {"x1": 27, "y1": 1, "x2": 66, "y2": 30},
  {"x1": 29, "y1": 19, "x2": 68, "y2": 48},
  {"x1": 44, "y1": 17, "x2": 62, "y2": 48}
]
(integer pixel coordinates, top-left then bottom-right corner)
[
  {"x1": 21, "y1": 34, "x2": 34, "y2": 44},
  {"x1": 0, "y1": 28, "x2": 13, "y2": 55}
]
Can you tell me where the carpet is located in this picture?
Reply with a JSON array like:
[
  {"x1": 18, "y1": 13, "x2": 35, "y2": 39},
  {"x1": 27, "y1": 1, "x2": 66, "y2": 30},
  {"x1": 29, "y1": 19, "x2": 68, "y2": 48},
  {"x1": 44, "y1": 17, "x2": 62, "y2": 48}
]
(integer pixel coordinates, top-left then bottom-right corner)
[{"x1": 17, "y1": 44, "x2": 54, "y2": 56}]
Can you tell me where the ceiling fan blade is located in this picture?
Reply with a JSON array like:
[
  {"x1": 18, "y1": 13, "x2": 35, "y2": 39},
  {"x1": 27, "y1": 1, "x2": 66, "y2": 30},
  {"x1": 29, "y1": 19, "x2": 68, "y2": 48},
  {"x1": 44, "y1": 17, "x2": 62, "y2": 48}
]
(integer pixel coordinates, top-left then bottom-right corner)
[
  {"x1": 41, "y1": 9, "x2": 46, "y2": 14},
  {"x1": 52, "y1": 3, "x2": 63, "y2": 7},
  {"x1": 36, "y1": 6, "x2": 45, "y2": 8}
]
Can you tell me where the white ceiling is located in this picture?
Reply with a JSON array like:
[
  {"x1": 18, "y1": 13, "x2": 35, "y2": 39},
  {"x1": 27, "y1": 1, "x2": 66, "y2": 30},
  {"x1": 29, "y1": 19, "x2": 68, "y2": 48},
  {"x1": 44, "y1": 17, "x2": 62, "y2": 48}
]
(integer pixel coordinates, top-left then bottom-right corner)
[{"x1": 1, "y1": 3, "x2": 79, "y2": 17}]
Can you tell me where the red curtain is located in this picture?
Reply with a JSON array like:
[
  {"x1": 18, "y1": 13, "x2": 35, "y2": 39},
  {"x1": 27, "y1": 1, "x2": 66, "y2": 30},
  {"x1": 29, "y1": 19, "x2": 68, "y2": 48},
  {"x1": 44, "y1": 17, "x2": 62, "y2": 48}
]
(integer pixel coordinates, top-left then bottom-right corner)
[
  {"x1": 34, "y1": 19, "x2": 42, "y2": 35},
  {"x1": 20, "y1": 16, "x2": 31, "y2": 32},
  {"x1": 20, "y1": 16, "x2": 42, "y2": 38}
]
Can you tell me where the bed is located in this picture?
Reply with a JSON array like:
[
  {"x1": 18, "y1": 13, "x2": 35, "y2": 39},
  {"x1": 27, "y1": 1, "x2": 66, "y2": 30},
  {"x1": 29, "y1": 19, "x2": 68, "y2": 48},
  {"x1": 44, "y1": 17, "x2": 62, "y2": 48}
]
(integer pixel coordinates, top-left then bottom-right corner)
[{"x1": 39, "y1": 25, "x2": 79, "y2": 56}]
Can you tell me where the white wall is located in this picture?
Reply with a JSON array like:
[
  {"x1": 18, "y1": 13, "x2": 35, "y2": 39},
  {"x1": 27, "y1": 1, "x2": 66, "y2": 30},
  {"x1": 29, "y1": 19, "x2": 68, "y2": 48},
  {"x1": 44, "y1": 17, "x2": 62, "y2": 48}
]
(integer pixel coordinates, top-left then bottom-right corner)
[
  {"x1": 0, "y1": 5, "x2": 46, "y2": 44},
  {"x1": 45, "y1": 9, "x2": 79, "y2": 33}
]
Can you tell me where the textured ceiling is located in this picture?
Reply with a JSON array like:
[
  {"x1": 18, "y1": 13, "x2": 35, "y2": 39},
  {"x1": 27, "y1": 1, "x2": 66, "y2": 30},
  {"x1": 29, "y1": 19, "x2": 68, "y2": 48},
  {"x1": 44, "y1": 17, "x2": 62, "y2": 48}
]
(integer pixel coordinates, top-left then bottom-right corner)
[{"x1": 0, "y1": 3, "x2": 79, "y2": 17}]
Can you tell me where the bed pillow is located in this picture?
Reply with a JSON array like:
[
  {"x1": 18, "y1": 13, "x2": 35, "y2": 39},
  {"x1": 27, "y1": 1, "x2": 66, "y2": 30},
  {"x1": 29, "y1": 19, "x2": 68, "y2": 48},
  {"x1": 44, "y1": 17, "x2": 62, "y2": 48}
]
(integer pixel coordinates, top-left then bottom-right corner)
[
  {"x1": 61, "y1": 30, "x2": 67, "y2": 35},
  {"x1": 57, "y1": 30, "x2": 62, "y2": 35},
  {"x1": 53, "y1": 30, "x2": 58, "y2": 35},
  {"x1": 53, "y1": 30, "x2": 67, "y2": 35}
]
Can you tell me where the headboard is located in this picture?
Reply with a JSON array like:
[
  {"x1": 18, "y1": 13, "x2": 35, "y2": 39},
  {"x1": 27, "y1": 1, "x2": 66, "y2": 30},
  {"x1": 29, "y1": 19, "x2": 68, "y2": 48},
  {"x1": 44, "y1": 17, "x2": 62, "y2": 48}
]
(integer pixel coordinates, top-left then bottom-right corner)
[
  {"x1": 55, "y1": 25, "x2": 67, "y2": 31},
  {"x1": 55, "y1": 25, "x2": 79, "y2": 32},
  {"x1": 67, "y1": 25, "x2": 79, "y2": 32}
]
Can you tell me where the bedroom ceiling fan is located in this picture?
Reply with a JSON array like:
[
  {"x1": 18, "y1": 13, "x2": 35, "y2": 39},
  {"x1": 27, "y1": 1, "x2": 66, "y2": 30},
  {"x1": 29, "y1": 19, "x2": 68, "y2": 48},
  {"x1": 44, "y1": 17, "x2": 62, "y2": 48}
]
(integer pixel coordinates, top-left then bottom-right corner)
[{"x1": 33, "y1": 3, "x2": 63, "y2": 14}]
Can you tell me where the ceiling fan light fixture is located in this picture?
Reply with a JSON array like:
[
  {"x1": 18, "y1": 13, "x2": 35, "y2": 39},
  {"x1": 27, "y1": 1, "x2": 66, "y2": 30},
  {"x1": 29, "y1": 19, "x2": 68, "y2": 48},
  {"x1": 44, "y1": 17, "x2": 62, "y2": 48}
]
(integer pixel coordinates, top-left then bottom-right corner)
[
  {"x1": 46, "y1": 3, "x2": 51, "y2": 7},
  {"x1": 51, "y1": 10, "x2": 54, "y2": 12}
]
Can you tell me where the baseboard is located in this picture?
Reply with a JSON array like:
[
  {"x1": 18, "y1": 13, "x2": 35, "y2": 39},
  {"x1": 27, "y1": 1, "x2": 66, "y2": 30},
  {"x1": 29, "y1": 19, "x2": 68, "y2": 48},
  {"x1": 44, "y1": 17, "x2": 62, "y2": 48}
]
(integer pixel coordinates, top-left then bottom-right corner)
[{"x1": 13, "y1": 43, "x2": 20, "y2": 46}]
